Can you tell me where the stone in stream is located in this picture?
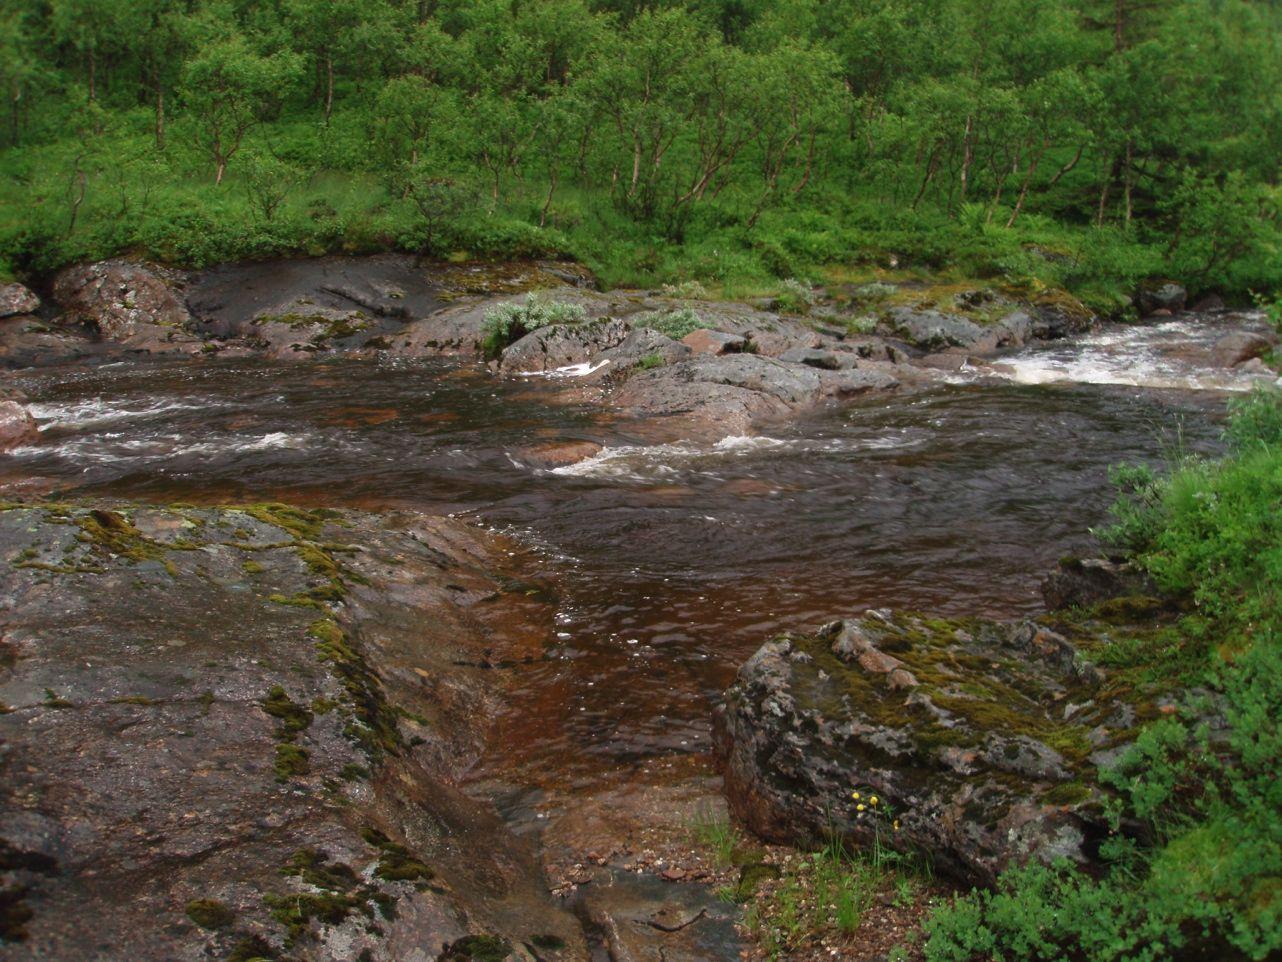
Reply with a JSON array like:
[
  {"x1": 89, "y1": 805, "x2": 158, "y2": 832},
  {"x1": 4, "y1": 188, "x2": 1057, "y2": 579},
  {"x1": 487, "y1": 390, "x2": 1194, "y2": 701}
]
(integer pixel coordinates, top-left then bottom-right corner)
[
  {"x1": 1026, "y1": 289, "x2": 1097, "y2": 339},
  {"x1": 0, "y1": 502, "x2": 586, "y2": 962},
  {"x1": 0, "y1": 389, "x2": 38, "y2": 451},
  {"x1": 1213, "y1": 330, "x2": 1277, "y2": 368},
  {"x1": 0, "y1": 283, "x2": 40, "y2": 319},
  {"x1": 500, "y1": 316, "x2": 632, "y2": 373},
  {"x1": 714, "y1": 607, "x2": 1151, "y2": 886},
  {"x1": 1137, "y1": 280, "x2": 1188, "y2": 316}
]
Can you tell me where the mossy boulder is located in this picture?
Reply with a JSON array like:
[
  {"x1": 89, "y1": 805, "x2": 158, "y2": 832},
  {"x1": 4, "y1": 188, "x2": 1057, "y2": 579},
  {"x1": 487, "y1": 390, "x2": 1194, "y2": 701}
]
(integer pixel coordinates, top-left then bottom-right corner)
[
  {"x1": 1027, "y1": 288, "x2": 1097, "y2": 339},
  {"x1": 714, "y1": 609, "x2": 1146, "y2": 885}
]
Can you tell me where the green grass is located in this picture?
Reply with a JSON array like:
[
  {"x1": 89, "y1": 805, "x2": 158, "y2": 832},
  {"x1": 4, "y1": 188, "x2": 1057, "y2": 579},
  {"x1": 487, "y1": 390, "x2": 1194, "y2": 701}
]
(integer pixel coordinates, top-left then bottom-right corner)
[{"x1": 691, "y1": 807, "x2": 741, "y2": 868}]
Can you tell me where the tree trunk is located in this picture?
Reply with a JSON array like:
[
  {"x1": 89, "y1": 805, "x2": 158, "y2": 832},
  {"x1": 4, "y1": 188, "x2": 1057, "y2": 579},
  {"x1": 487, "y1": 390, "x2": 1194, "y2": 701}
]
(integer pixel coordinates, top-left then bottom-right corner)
[
  {"x1": 1122, "y1": 139, "x2": 1134, "y2": 226},
  {"x1": 215, "y1": 156, "x2": 227, "y2": 185},
  {"x1": 959, "y1": 113, "x2": 975, "y2": 205},
  {"x1": 791, "y1": 127, "x2": 817, "y2": 195},
  {"x1": 154, "y1": 82, "x2": 165, "y2": 150},
  {"x1": 67, "y1": 164, "x2": 87, "y2": 235},
  {"x1": 324, "y1": 56, "x2": 334, "y2": 126},
  {"x1": 912, "y1": 149, "x2": 940, "y2": 210},
  {"x1": 1096, "y1": 154, "x2": 1116, "y2": 225},
  {"x1": 1046, "y1": 143, "x2": 1084, "y2": 186},
  {"x1": 1005, "y1": 139, "x2": 1046, "y2": 228},
  {"x1": 540, "y1": 165, "x2": 559, "y2": 229},
  {"x1": 9, "y1": 85, "x2": 20, "y2": 146}
]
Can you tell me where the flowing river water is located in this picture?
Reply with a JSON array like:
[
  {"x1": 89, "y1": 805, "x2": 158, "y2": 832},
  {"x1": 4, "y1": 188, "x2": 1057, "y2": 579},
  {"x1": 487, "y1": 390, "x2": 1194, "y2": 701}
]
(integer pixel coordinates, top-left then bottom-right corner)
[{"x1": 1, "y1": 313, "x2": 1273, "y2": 841}]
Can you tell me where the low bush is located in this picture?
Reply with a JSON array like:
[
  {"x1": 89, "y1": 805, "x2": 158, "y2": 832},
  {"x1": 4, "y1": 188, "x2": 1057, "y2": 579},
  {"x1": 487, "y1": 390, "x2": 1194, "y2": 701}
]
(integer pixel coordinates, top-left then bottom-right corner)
[
  {"x1": 636, "y1": 307, "x2": 704, "y2": 340},
  {"x1": 479, "y1": 294, "x2": 586, "y2": 358}
]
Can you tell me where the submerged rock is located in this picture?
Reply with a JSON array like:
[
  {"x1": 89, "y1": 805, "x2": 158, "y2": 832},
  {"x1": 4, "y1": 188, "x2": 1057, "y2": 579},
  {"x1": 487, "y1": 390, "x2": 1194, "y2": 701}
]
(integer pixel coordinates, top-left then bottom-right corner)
[
  {"x1": 0, "y1": 502, "x2": 585, "y2": 962},
  {"x1": 715, "y1": 610, "x2": 1139, "y2": 885}
]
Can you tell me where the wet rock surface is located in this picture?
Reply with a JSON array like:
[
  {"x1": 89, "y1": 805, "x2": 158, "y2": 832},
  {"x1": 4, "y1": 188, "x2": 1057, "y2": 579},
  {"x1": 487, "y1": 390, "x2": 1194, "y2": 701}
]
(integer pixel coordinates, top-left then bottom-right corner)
[
  {"x1": 0, "y1": 502, "x2": 586, "y2": 962},
  {"x1": 1137, "y1": 281, "x2": 1187, "y2": 316},
  {"x1": 51, "y1": 260, "x2": 203, "y2": 355},
  {"x1": 714, "y1": 609, "x2": 1147, "y2": 886},
  {"x1": 500, "y1": 318, "x2": 632, "y2": 374},
  {"x1": 0, "y1": 388, "x2": 37, "y2": 451},
  {"x1": 0, "y1": 283, "x2": 40, "y2": 319}
]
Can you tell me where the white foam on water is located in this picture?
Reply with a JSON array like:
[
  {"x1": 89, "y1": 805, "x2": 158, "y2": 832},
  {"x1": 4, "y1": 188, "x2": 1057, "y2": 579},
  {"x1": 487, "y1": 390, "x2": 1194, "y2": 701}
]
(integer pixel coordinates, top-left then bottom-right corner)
[
  {"x1": 519, "y1": 359, "x2": 611, "y2": 379},
  {"x1": 548, "y1": 431, "x2": 922, "y2": 482},
  {"x1": 26, "y1": 397, "x2": 228, "y2": 429},
  {"x1": 17, "y1": 430, "x2": 311, "y2": 466},
  {"x1": 976, "y1": 317, "x2": 1278, "y2": 392}
]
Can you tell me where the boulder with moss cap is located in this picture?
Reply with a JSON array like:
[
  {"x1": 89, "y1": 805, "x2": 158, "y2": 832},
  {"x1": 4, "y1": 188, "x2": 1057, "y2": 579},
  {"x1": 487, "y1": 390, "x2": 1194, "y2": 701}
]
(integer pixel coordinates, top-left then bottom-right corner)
[{"x1": 714, "y1": 609, "x2": 1151, "y2": 885}]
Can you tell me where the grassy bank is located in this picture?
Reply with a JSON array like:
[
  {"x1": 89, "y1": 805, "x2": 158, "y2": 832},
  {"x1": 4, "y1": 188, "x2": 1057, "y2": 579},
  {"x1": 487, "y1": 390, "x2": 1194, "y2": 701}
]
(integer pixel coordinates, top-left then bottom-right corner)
[{"x1": 921, "y1": 385, "x2": 1282, "y2": 962}]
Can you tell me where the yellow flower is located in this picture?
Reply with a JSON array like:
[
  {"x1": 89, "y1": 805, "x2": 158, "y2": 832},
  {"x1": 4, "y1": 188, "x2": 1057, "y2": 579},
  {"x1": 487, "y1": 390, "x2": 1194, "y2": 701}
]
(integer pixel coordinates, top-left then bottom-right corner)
[
  {"x1": 893, "y1": 819, "x2": 900, "y2": 831},
  {"x1": 851, "y1": 791, "x2": 860, "y2": 800},
  {"x1": 856, "y1": 803, "x2": 866, "y2": 812},
  {"x1": 870, "y1": 795, "x2": 879, "y2": 806}
]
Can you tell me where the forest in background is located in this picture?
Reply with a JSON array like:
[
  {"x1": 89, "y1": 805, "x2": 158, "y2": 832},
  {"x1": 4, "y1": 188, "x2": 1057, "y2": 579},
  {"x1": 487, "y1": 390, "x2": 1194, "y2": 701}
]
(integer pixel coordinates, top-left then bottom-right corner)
[{"x1": 1, "y1": 0, "x2": 1280, "y2": 307}]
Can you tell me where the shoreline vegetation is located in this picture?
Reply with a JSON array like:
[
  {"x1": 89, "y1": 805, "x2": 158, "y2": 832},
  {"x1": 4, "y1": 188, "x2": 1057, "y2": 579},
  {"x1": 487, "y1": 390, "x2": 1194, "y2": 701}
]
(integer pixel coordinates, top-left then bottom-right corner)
[{"x1": 1, "y1": 0, "x2": 1280, "y2": 314}]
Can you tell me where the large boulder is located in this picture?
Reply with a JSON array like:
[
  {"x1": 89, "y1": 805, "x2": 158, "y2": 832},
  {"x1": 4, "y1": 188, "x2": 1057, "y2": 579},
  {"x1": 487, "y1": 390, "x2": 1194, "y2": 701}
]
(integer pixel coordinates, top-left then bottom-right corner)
[
  {"x1": 681, "y1": 329, "x2": 747, "y2": 355},
  {"x1": 885, "y1": 307, "x2": 990, "y2": 352},
  {"x1": 608, "y1": 354, "x2": 822, "y2": 437},
  {"x1": 715, "y1": 610, "x2": 1142, "y2": 886},
  {"x1": 500, "y1": 317, "x2": 632, "y2": 373},
  {"x1": 597, "y1": 327, "x2": 692, "y2": 370},
  {"x1": 1041, "y1": 557, "x2": 1159, "y2": 612},
  {"x1": 0, "y1": 502, "x2": 586, "y2": 962},
  {"x1": 1027, "y1": 290, "x2": 1097, "y2": 339},
  {"x1": 0, "y1": 283, "x2": 39, "y2": 319},
  {"x1": 1212, "y1": 330, "x2": 1276, "y2": 368},
  {"x1": 1137, "y1": 281, "x2": 1187, "y2": 317},
  {"x1": 51, "y1": 261, "x2": 202, "y2": 354}
]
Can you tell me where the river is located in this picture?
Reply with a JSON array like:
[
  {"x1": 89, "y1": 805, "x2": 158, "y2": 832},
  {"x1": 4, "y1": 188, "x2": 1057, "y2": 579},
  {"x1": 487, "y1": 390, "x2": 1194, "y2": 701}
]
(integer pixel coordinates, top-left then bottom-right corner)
[{"x1": 0, "y1": 311, "x2": 1269, "y2": 833}]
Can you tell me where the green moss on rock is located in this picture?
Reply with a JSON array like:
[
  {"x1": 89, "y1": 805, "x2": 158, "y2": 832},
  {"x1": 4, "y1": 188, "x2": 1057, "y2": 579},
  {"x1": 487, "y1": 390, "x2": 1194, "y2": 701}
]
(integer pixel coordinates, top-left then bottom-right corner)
[
  {"x1": 439, "y1": 934, "x2": 512, "y2": 962},
  {"x1": 185, "y1": 898, "x2": 236, "y2": 930},
  {"x1": 274, "y1": 743, "x2": 310, "y2": 780}
]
